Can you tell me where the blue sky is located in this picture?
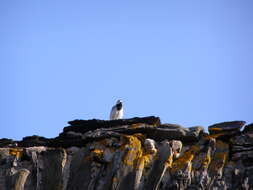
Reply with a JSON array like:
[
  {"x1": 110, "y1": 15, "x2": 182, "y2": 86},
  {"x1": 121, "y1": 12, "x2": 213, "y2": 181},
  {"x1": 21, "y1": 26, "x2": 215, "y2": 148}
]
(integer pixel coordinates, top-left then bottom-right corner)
[{"x1": 1, "y1": 1, "x2": 253, "y2": 140}]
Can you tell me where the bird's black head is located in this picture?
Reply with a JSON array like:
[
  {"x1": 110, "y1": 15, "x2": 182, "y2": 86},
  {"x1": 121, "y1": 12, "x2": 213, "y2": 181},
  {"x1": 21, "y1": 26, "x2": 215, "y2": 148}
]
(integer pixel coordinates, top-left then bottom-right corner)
[{"x1": 116, "y1": 100, "x2": 123, "y2": 110}]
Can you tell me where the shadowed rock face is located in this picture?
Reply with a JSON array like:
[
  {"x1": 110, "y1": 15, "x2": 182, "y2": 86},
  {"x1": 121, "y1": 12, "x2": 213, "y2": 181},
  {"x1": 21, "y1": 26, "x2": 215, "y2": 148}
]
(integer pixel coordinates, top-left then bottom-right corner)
[{"x1": 0, "y1": 116, "x2": 252, "y2": 190}]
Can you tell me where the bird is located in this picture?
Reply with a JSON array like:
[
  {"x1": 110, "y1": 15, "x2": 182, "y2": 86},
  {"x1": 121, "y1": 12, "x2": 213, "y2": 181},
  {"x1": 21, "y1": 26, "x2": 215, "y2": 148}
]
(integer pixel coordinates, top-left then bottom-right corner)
[{"x1": 110, "y1": 100, "x2": 123, "y2": 120}]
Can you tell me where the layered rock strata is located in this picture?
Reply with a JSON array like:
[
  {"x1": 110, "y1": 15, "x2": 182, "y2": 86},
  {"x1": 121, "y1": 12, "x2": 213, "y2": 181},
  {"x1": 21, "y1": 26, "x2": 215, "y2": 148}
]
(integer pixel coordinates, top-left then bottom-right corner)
[{"x1": 0, "y1": 116, "x2": 252, "y2": 190}]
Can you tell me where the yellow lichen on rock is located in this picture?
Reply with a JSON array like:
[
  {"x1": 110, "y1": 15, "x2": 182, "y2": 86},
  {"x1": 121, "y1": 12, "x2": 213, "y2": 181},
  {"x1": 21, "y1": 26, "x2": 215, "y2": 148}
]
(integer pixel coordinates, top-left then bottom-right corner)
[
  {"x1": 171, "y1": 145, "x2": 200, "y2": 172},
  {"x1": 130, "y1": 123, "x2": 143, "y2": 129},
  {"x1": 112, "y1": 177, "x2": 118, "y2": 183},
  {"x1": 120, "y1": 133, "x2": 156, "y2": 170},
  {"x1": 9, "y1": 148, "x2": 23, "y2": 159},
  {"x1": 209, "y1": 128, "x2": 222, "y2": 131},
  {"x1": 208, "y1": 140, "x2": 228, "y2": 175},
  {"x1": 136, "y1": 153, "x2": 153, "y2": 170},
  {"x1": 121, "y1": 134, "x2": 143, "y2": 166},
  {"x1": 214, "y1": 141, "x2": 228, "y2": 163},
  {"x1": 92, "y1": 149, "x2": 104, "y2": 159},
  {"x1": 134, "y1": 133, "x2": 147, "y2": 143},
  {"x1": 165, "y1": 154, "x2": 174, "y2": 168},
  {"x1": 205, "y1": 133, "x2": 226, "y2": 140},
  {"x1": 201, "y1": 153, "x2": 211, "y2": 169}
]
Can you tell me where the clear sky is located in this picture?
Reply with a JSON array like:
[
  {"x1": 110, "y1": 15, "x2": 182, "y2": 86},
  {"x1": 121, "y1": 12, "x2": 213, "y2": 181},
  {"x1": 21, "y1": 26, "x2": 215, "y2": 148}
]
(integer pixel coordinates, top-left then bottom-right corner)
[{"x1": 1, "y1": 0, "x2": 253, "y2": 140}]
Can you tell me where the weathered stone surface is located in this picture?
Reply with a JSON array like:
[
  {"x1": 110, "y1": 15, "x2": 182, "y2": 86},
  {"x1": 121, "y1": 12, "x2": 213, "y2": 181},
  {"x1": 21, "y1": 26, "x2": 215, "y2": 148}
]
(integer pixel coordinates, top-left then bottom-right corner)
[
  {"x1": 53, "y1": 122, "x2": 203, "y2": 148},
  {"x1": 64, "y1": 116, "x2": 161, "y2": 133},
  {"x1": 149, "y1": 124, "x2": 204, "y2": 143},
  {"x1": 208, "y1": 120, "x2": 246, "y2": 134},
  {"x1": 15, "y1": 169, "x2": 30, "y2": 190},
  {"x1": 18, "y1": 136, "x2": 50, "y2": 147},
  {"x1": 0, "y1": 116, "x2": 253, "y2": 190},
  {"x1": 230, "y1": 131, "x2": 253, "y2": 167},
  {"x1": 0, "y1": 138, "x2": 17, "y2": 148}
]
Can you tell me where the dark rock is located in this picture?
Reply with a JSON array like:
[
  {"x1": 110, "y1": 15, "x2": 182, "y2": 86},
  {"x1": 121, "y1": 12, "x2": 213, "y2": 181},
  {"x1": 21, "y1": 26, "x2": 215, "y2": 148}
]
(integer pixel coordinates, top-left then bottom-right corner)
[
  {"x1": 208, "y1": 120, "x2": 246, "y2": 133},
  {"x1": 18, "y1": 135, "x2": 50, "y2": 147},
  {"x1": 230, "y1": 133, "x2": 253, "y2": 146},
  {"x1": 230, "y1": 132, "x2": 253, "y2": 164},
  {"x1": 0, "y1": 138, "x2": 17, "y2": 147},
  {"x1": 243, "y1": 123, "x2": 253, "y2": 133},
  {"x1": 78, "y1": 123, "x2": 203, "y2": 143},
  {"x1": 39, "y1": 149, "x2": 66, "y2": 189},
  {"x1": 66, "y1": 147, "x2": 93, "y2": 190},
  {"x1": 64, "y1": 116, "x2": 161, "y2": 133},
  {"x1": 208, "y1": 120, "x2": 245, "y2": 134},
  {"x1": 48, "y1": 136, "x2": 85, "y2": 148},
  {"x1": 232, "y1": 150, "x2": 253, "y2": 166}
]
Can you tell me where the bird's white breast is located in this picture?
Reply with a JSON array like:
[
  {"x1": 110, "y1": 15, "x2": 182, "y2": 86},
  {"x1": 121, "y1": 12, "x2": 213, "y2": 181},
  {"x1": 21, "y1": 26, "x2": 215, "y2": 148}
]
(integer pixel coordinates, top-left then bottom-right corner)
[{"x1": 110, "y1": 106, "x2": 123, "y2": 120}]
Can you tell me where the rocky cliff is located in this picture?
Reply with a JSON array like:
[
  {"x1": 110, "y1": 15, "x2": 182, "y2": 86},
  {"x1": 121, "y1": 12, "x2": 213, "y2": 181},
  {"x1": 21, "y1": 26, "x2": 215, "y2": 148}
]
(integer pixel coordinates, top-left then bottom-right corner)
[{"x1": 0, "y1": 116, "x2": 253, "y2": 190}]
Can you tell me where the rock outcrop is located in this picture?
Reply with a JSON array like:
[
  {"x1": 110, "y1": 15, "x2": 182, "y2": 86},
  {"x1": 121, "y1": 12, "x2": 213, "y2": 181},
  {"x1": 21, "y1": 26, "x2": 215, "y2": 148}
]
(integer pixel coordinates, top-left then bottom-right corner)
[{"x1": 0, "y1": 116, "x2": 252, "y2": 190}]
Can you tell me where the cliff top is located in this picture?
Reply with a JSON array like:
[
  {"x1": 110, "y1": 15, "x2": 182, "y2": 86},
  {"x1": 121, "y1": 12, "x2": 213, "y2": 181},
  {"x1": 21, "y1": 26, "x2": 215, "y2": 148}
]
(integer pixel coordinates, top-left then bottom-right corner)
[{"x1": 0, "y1": 116, "x2": 252, "y2": 148}]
